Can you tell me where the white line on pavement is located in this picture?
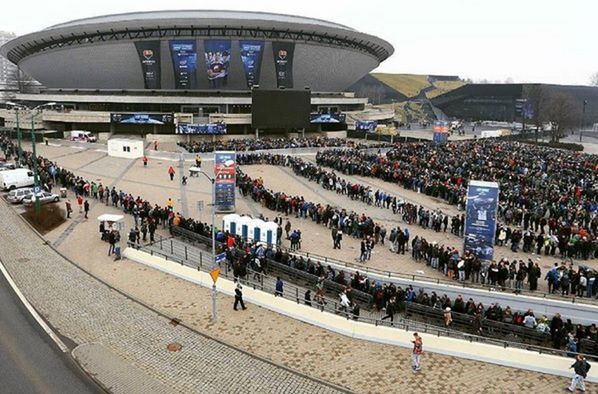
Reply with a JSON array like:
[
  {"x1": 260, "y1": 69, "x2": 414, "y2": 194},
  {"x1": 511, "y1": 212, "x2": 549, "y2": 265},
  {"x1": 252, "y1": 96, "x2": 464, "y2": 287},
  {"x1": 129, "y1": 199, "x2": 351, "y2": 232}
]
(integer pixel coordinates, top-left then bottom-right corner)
[{"x1": 0, "y1": 259, "x2": 69, "y2": 353}]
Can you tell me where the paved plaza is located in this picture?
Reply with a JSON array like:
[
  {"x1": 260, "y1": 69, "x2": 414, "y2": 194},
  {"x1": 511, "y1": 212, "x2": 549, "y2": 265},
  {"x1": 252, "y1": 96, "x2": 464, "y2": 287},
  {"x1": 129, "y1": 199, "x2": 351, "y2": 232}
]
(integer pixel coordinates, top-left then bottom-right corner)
[{"x1": 0, "y1": 139, "x2": 593, "y2": 393}]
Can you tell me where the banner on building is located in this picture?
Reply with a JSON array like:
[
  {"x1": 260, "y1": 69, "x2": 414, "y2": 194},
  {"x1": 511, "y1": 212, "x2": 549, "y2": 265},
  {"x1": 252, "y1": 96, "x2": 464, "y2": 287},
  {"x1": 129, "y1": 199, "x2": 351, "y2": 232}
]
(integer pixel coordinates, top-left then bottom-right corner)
[
  {"x1": 310, "y1": 113, "x2": 346, "y2": 123},
  {"x1": 170, "y1": 40, "x2": 198, "y2": 89},
  {"x1": 110, "y1": 113, "x2": 174, "y2": 124},
  {"x1": 135, "y1": 41, "x2": 161, "y2": 89},
  {"x1": 214, "y1": 151, "x2": 236, "y2": 212},
  {"x1": 355, "y1": 121, "x2": 378, "y2": 133},
  {"x1": 240, "y1": 41, "x2": 264, "y2": 88},
  {"x1": 272, "y1": 42, "x2": 295, "y2": 88},
  {"x1": 176, "y1": 123, "x2": 227, "y2": 135},
  {"x1": 433, "y1": 120, "x2": 449, "y2": 133},
  {"x1": 204, "y1": 40, "x2": 231, "y2": 88},
  {"x1": 463, "y1": 180, "x2": 500, "y2": 264}
]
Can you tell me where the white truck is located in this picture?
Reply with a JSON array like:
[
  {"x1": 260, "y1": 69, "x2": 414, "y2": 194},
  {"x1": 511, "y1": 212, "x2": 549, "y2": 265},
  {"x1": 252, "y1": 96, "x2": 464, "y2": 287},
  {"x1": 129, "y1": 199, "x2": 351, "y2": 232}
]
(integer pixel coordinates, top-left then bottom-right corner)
[
  {"x1": 0, "y1": 168, "x2": 35, "y2": 191},
  {"x1": 69, "y1": 130, "x2": 97, "y2": 142}
]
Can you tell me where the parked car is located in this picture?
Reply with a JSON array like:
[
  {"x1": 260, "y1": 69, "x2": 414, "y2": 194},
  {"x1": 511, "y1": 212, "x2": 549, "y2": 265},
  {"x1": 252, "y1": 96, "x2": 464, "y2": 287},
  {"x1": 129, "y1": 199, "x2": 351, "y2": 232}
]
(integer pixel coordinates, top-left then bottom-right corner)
[
  {"x1": 22, "y1": 191, "x2": 60, "y2": 207},
  {"x1": 6, "y1": 187, "x2": 34, "y2": 204},
  {"x1": 0, "y1": 162, "x2": 16, "y2": 171}
]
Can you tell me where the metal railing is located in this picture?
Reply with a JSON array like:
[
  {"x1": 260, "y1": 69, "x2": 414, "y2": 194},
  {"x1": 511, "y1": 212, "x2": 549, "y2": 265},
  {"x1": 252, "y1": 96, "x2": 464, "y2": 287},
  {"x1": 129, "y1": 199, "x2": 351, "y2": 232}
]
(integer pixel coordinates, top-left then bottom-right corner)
[
  {"x1": 171, "y1": 225, "x2": 598, "y2": 306},
  {"x1": 128, "y1": 240, "x2": 598, "y2": 361}
]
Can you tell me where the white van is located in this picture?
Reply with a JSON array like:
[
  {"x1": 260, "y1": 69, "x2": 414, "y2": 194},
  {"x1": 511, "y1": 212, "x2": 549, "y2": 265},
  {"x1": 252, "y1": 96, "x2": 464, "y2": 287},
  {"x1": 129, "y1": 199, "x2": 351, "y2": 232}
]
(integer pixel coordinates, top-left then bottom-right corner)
[
  {"x1": 70, "y1": 130, "x2": 97, "y2": 142},
  {"x1": 0, "y1": 168, "x2": 35, "y2": 191}
]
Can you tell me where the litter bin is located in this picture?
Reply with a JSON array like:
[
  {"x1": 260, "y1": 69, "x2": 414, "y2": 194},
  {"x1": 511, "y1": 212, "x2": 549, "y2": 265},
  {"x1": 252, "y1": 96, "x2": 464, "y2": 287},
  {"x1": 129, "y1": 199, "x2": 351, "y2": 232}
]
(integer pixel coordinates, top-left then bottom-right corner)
[{"x1": 60, "y1": 187, "x2": 67, "y2": 198}]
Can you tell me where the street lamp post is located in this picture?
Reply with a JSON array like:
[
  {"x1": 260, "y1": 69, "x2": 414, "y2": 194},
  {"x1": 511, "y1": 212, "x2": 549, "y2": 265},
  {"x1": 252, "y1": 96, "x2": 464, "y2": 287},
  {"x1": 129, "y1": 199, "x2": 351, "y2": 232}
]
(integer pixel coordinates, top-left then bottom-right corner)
[
  {"x1": 580, "y1": 99, "x2": 588, "y2": 142},
  {"x1": 197, "y1": 159, "x2": 234, "y2": 322},
  {"x1": 6, "y1": 102, "x2": 23, "y2": 166},
  {"x1": 30, "y1": 110, "x2": 42, "y2": 215}
]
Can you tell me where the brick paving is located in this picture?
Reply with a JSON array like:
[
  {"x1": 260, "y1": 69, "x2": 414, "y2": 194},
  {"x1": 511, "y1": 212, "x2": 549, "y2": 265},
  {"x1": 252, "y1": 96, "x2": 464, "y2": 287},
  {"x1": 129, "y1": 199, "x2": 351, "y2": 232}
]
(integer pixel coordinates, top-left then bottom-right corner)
[{"x1": 0, "y1": 200, "x2": 346, "y2": 394}]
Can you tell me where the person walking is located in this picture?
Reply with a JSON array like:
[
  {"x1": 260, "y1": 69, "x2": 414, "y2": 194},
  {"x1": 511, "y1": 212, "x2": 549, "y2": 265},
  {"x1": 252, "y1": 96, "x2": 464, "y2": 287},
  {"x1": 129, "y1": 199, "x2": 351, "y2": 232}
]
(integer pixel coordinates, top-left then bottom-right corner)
[
  {"x1": 83, "y1": 199, "x2": 90, "y2": 219},
  {"x1": 195, "y1": 154, "x2": 202, "y2": 168},
  {"x1": 143, "y1": 155, "x2": 148, "y2": 167},
  {"x1": 568, "y1": 355, "x2": 591, "y2": 392},
  {"x1": 233, "y1": 281, "x2": 247, "y2": 310},
  {"x1": 65, "y1": 200, "x2": 73, "y2": 219},
  {"x1": 275, "y1": 277, "x2": 284, "y2": 297},
  {"x1": 168, "y1": 166, "x2": 176, "y2": 181},
  {"x1": 77, "y1": 194, "x2": 83, "y2": 213},
  {"x1": 411, "y1": 332, "x2": 423, "y2": 373}
]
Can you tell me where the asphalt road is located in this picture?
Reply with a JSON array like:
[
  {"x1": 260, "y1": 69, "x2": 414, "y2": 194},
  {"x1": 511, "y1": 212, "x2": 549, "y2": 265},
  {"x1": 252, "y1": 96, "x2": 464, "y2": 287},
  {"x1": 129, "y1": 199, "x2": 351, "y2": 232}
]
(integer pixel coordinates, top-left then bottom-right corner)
[{"x1": 0, "y1": 272, "x2": 104, "y2": 394}]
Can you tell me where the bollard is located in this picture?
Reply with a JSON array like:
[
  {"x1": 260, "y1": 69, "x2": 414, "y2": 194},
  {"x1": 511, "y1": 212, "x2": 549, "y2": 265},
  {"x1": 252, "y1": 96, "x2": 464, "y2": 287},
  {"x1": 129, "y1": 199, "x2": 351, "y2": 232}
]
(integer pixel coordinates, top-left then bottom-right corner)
[
  {"x1": 170, "y1": 240, "x2": 173, "y2": 254},
  {"x1": 185, "y1": 246, "x2": 188, "y2": 260},
  {"x1": 160, "y1": 236, "x2": 163, "y2": 250}
]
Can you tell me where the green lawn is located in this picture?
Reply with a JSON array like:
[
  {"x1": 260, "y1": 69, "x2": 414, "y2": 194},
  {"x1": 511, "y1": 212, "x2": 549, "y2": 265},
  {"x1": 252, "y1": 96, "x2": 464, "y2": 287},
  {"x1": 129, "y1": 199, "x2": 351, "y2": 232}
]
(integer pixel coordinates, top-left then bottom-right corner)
[{"x1": 371, "y1": 73, "x2": 431, "y2": 98}]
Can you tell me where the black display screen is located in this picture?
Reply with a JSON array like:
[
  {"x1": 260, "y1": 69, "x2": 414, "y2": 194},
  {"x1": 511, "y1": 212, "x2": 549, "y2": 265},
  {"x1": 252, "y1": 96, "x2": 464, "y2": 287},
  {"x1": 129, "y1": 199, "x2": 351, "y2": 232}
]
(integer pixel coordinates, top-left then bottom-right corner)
[{"x1": 251, "y1": 89, "x2": 310, "y2": 129}]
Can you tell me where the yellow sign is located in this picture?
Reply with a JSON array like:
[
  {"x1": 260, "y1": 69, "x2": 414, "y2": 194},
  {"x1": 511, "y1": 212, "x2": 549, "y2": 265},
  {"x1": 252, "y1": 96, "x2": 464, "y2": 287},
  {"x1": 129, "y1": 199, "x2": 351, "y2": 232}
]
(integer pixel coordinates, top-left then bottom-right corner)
[{"x1": 209, "y1": 267, "x2": 221, "y2": 283}]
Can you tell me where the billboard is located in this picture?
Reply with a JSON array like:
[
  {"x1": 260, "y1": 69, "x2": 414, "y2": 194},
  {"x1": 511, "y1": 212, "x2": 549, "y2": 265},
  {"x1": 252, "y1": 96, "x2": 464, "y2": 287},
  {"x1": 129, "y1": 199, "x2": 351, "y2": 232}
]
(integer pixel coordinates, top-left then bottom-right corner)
[
  {"x1": 204, "y1": 40, "x2": 231, "y2": 88},
  {"x1": 433, "y1": 121, "x2": 449, "y2": 133},
  {"x1": 356, "y1": 121, "x2": 378, "y2": 133},
  {"x1": 310, "y1": 113, "x2": 346, "y2": 124},
  {"x1": 251, "y1": 89, "x2": 311, "y2": 129},
  {"x1": 463, "y1": 180, "x2": 499, "y2": 264},
  {"x1": 135, "y1": 41, "x2": 161, "y2": 89},
  {"x1": 433, "y1": 131, "x2": 449, "y2": 144},
  {"x1": 214, "y1": 151, "x2": 236, "y2": 212},
  {"x1": 239, "y1": 41, "x2": 264, "y2": 88},
  {"x1": 170, "y1": 40, "x2": 198, "y2": 89},
  {"x1": 110, "y1": 113, "x2": 174, "y2": 124},
  {"x1": 176, "y1": 123, "x2": 227, "y2": 135},
  {"x1": 272, "y1": 42, "x2": 295, "y2": 88}
]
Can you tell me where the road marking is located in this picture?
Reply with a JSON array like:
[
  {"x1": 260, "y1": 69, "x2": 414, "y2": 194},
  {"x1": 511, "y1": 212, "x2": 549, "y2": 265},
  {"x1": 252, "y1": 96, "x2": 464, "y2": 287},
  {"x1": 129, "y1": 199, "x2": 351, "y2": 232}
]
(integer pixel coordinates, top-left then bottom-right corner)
[{"x1": 0, "y1": 259, "x2": 69, "y2": 353}]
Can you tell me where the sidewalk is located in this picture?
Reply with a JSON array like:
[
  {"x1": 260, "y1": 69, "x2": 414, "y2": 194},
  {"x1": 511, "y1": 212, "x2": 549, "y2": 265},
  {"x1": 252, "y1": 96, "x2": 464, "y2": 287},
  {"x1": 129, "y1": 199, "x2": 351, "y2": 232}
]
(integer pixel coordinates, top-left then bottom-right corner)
[{"x1": 0, "y1": 200, "x2": 345, "y2": 394}]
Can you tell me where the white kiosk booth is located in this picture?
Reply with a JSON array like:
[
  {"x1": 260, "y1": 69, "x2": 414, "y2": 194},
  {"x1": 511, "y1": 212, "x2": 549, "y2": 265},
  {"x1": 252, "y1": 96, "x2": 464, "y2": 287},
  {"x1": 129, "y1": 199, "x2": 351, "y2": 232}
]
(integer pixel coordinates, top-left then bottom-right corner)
[
  {"x1": 107, "y1": 136, "x2": 144, "y2": 159},
  {"x1": 222, "y1": 214, "x2": 278, "y2": 245}
]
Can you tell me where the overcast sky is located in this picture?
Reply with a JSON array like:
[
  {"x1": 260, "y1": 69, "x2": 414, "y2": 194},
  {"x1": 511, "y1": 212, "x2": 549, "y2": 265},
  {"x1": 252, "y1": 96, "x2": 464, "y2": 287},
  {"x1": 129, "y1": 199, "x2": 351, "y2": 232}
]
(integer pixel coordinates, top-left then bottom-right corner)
[{"x1": 2, "y1": 0, "x2": 595, "y2": 85}]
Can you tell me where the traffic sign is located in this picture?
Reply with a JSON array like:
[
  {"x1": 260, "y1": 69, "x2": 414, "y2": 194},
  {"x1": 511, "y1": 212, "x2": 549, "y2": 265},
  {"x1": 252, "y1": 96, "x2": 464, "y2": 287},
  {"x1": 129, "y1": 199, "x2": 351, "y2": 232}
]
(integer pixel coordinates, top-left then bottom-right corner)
[
  {"x1": 209, "y1": 267, "x2": 221, "y2": 283},
  {"x1": 33, "y1": 186, "x2": 41, "y2": 193},
  {"x1": 215, "y1": 252, "x2": 226, "y2": 265}
]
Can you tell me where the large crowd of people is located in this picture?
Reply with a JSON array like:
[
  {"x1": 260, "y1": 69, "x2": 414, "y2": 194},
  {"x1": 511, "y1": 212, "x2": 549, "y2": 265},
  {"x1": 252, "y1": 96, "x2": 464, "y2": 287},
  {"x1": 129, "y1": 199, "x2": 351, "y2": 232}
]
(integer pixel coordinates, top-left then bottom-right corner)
[
  {"x1": 3, "y1": 132, "x2": 598, "y2": 358},
  {"x1": 177, "y1": 136, "x2": 385, "y2": 153},
  {"x1": 315, "y1": 141, "x2": 598, "y2": 260}
]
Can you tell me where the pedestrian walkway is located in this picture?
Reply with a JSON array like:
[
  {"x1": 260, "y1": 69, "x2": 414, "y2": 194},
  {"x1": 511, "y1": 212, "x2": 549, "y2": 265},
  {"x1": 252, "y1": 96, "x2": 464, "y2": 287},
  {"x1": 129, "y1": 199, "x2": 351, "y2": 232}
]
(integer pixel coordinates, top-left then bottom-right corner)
[{"x1": 0, "y1": 199, "x2": 347, "y2": 394}]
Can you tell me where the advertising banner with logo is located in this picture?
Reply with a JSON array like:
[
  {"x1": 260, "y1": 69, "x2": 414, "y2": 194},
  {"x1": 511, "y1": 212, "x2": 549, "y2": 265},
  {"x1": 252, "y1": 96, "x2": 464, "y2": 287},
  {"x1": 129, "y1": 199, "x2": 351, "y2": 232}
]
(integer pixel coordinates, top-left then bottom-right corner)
[
  {"x1": 135, "y1": 41, "x2": 161, "y2": 89},
  {"x1": 204, "y1": 40, "x2": 231, "y2": 88},
  {"x1": 239, "y1": 41, "x2": 264, "y2": 88},
  {"x1": 310, "y1": 113, "x2": 346, "y2": 123},
  {"x1": 176, "y1": 123, "x2": 227, "y2": 135},
  {"x1": 463, "y1": 180, "x2": 500, "y2": 264},
  {"x1": 169, "y1": 40, "x2": 198, "y2": 89},
  {"x1": 110, "y1": 113, "x2": 174, "y2": 124},
  {"x1": 214, "y1": 151, "x2": 236, "y2": 212},
  {"x1": 433, "y1": 120, "x2": 449, "y2": 133},
  {"x1": 272, "y1": 42, "x2": 295, "y2": 88},
  {"x1": 355, "y1": 121, "x2": 378, "y2": 133}
]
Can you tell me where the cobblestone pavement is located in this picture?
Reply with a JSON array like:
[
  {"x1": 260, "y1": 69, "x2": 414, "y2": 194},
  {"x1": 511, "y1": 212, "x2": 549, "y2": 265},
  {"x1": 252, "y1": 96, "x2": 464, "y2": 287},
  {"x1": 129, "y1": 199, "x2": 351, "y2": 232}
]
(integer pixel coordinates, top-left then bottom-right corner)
[
  {"x1": 37, "y1": 194, "x2": 594, "y2": 394},
  {"x1": 0, "y1": 200, "x2": 347, "y2": 394}
]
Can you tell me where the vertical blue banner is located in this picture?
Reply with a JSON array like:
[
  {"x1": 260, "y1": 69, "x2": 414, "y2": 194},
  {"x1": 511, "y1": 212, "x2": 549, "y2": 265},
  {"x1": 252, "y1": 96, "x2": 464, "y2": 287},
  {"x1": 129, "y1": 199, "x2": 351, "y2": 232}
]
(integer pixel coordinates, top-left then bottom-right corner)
[
  {"x1": 204, "y1": 40, "x2": 231, "y2": 88},
  {"x1": 170, "y1": 40, "x2": 198, "y2": 89},
  {"x1": 464, "y1": 181, "x2": 499, "y2": 263},
  {"x1": 239, "y1": 41, "x2": 264, "y2": 88},
  {"x1": 214, "y1": 151, "x2": 236, "y2": 212}
]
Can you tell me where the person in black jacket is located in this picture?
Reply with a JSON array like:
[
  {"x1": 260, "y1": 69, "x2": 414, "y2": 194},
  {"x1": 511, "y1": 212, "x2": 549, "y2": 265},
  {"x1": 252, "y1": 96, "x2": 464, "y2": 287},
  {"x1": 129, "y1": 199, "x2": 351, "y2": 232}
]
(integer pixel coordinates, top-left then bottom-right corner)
[
  {"x1": 568, "y1": 355, "x2": 591, "y2": 392},
  {"x1": 233, "y1": 281, "x2": 247, "y2": 311}
]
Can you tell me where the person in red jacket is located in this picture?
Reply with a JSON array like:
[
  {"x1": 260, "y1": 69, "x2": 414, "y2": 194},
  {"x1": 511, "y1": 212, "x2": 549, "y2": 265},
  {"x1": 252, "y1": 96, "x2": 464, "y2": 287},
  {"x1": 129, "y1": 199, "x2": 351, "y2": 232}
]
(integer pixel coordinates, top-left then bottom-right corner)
[
  {"x1": 167, "y1": 166, "x2": 175, "y2": 181},
  {"x1": 411, "y1": 332, "x2": 423, "y2": 372}
]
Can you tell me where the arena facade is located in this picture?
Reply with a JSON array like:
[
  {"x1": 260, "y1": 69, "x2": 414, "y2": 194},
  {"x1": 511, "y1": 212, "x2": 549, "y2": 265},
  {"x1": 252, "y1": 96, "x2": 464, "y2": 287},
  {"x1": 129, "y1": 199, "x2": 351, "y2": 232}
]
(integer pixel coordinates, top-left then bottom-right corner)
[{"x1": 0, "y1": 10, "x2": 395, "y2": 138}]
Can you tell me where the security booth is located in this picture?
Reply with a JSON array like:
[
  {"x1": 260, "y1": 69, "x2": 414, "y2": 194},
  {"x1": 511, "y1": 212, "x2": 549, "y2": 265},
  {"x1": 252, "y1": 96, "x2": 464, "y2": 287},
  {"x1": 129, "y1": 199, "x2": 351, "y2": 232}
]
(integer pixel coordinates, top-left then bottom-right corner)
[{"x1": 107, "y1": 136, "x2": 144, "y2": 159}]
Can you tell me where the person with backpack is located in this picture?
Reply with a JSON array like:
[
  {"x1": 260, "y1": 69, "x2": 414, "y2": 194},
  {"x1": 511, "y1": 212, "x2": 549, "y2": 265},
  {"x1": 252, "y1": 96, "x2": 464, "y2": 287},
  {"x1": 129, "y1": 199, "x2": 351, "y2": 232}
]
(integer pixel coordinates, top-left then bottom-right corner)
[{"x1": 568, "y1": 355, "x2": 591, "y2": 392}]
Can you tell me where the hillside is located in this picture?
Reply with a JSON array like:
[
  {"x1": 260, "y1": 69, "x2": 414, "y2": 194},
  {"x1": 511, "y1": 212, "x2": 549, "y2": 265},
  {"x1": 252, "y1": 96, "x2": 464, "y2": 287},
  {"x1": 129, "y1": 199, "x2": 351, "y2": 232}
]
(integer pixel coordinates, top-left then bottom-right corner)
[{"x1": 369, "y1": 73, "x2": 465, "y2": 99}]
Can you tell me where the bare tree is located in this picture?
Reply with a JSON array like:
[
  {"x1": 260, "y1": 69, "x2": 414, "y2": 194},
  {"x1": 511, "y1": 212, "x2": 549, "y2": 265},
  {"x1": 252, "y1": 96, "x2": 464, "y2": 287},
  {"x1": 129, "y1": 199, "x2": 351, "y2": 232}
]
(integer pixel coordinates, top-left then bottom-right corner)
[
  {"x1": 523, "y1": 84, "x2": 548, "y2": 137},
  {"x1": 544, "y1": 92, "x2": 581, "y2": 142},
  {"x1": 590, "y1": 72, "x2": 598, "y2": 87}
]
